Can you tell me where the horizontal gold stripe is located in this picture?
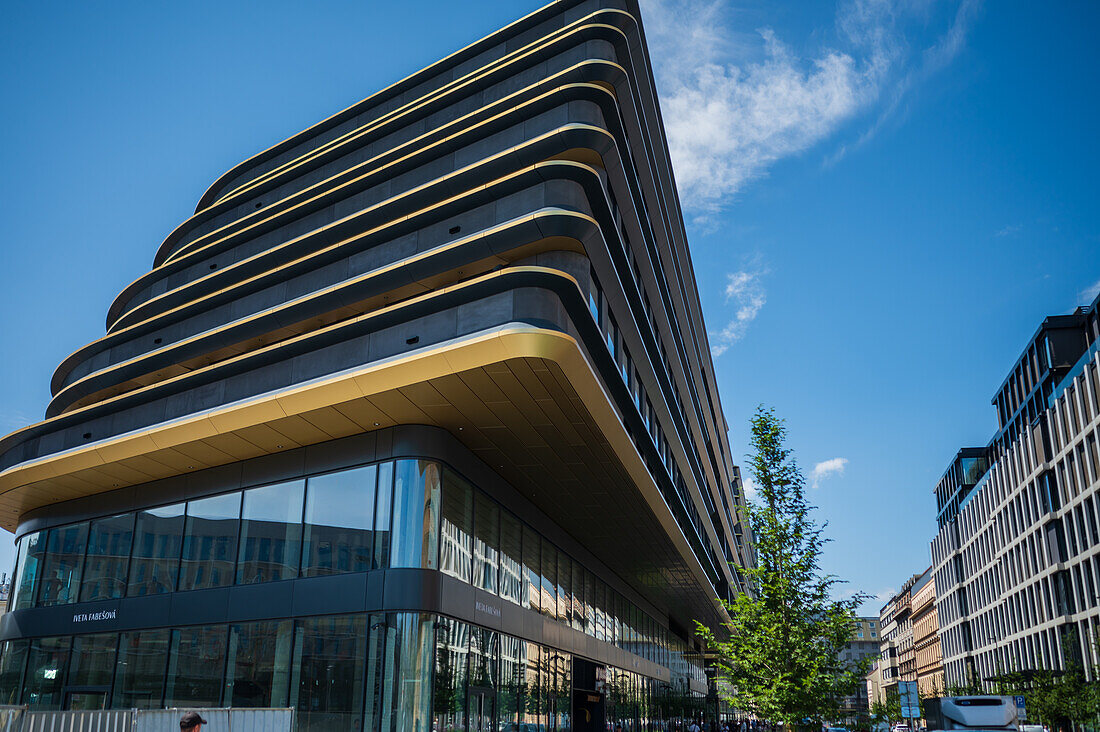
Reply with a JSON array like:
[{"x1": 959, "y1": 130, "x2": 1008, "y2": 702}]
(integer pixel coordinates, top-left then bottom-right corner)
[
  {"x1": 200, "y1": 11, "x2": 634, "y2": 216},
  {"x1": 54, "y1": 223, "x2": 592, "y2": 414}
]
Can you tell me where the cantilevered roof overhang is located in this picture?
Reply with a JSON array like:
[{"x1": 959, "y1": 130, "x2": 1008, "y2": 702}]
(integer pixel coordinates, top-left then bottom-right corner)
[{"x1": 0, "y1": 325, "x2": 728, "y2": 630}]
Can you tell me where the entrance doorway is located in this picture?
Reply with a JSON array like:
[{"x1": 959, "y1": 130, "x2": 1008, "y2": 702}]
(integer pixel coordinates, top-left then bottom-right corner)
[{"x1": 468, "y1": 686, "x2": 496, "y2": 732}]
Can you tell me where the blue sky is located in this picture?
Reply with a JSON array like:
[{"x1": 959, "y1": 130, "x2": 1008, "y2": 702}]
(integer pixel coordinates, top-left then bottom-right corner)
[{"x1": 1, "y1": 0, "x2": 1098, "y2": 615}]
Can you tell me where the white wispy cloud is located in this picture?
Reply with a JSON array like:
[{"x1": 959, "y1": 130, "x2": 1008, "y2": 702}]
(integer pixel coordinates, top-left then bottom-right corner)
[
  {"x1": 0, "y1": 410, "x2": 32, "y2": 432},
  {"x1": 867, "y1": 587, "x2": 897, "y2": 613},
  {"x1": 741, "y1": 473, "x2": 759, "y2": 501},
  {"x1": 641, "y1": 0, "x2": 981, "y2": 214},
  {"x1": 711, "y1": 261, "x2": 768, "y2": 355},
  {"x1": 811, "y1": 456, "x2": 849, "y2": 489},
  {"x1": 1080, "y1": 278, "x2": 1100, "y2": 306},
  {"x1": 995, "y1": 223, "x2": 1021, "y2": 238}
]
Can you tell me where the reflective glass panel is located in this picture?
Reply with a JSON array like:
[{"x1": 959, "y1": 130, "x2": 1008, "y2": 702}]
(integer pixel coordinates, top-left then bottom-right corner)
[
  {"x1": 165, "y1": 625, "x2": 229, "y2": 707},
  {"x1": 179, "y1": 492, "x2": 241, "y2": 591},
  {"x1": 522, "y1": 525, "x2": 539, "y2": 614},
  {"x1": 0, "y1": 639, "x2": 28, "y2": 705},
  {"x1": 37, "y1": 523, "x2": 88, "y2": 606},
  {"x1": 68, "y1": 632, "x2": 116, "y2": 688},
  {"x1": 227, "y1": 619, "x2": 294, "y2": 708},
  {"x1": 472, "y1": 491, "x2": 499, "y2": 594},
  {"x1": 11, "y1": 532, "x2": 44, "y2": 611},
  {"x1": 364, "y1": 613, "x2": 387, "y2": 732},
  {"x1": 237, "y1": 480, "x2": 304, "y2": 584},
  {"x1": 303, "y1": 466, "x2": 376, "y2": 577},
  {"x1": 571, "y1": 559, "x2": 584, "y2": 632},
  {"x1": 114, "y1": 628, "x2": 169, "y2": 709},
  {"x1": 539, "y1": 537, "x2": 556, "y2": 619},
  {"x1": 389, "y1": 460, "x2": 440, "y2": 570},
  {"x1": 128, "y1": 503, "x2": 184, "y2": 597},
  {"x1": 499, "y1": 511, "x2": 523, "y2": 606},
  {"x1": 499, "y1": 634, "x2": 524, "y2": 727},
  {"x1": 583, "y1": 569, "x2": 596, "y2": 638},
  {"x1": 81, "y1": 513, "x2": 134, "y2": 602},
  {"x1": 439, "y1": 469, "x2": 473, "y2": 583},
  {"x1": 292, "y1": 614, "x2": 366, "y2": 732},
  {"x1": 519, "y1": 641, "x2": 541, "y2": 728},
  {"x1": 556, "y1": 547, "x2": 570, "y2": 624},
  {"x1": 382, "y1": 612, "x2": 433, "y2": 732},
  {"x1": 374, "y1": 462, "x2": 393, "y2": 569},
  {"x1": 432, "y1": 616, "x2": 469, "y2": 731},
  {"x1": 23, "y1": 636, "x2": 70, "y2": 710}
]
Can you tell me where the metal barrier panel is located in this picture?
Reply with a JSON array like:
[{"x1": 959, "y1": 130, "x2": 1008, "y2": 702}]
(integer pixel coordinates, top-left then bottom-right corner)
[
  {"x1": 133, "y1": 709, "x2": 229, "y2": 732},
  {"x1": 133, "y1": 708, "x2": 293, "y2": 732},
  {"x1": 0, "y1": 707, "x2": 25, "y2": 732},
  {"x1": 228, "y1": 709, "x2": 294, "y2": 732},
  {"x1": 22, "y1": 709, "x2": 133, "y2": 732},
  {"x1": 9, "y1": 707, "x2": 292, "y2": 732}
]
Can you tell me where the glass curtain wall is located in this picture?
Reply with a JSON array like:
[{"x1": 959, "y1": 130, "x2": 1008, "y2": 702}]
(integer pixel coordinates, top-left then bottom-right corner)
[
  {"x1": 80, "y1": 514, "x2": 134, "y2": 602},
  {"x1": 0, "y1": 613, "x2": 704, "y2": 727},
  {"x1": 38, "y1": 523, "x2": 88, "y2": 606},
  {"x1": 238, "y1": 481, "x2": 304, "y2": 584}
]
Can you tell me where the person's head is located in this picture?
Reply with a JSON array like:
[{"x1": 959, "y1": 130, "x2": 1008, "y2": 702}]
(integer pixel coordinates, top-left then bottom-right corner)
[{"x1": 180, "y1": 711, "x2": 207, "y2": 732}]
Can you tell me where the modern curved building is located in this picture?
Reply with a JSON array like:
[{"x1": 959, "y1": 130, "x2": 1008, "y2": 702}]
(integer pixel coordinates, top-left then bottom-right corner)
[{"x1": 0, "y1": 1, "x2": 753, "y2": 728}]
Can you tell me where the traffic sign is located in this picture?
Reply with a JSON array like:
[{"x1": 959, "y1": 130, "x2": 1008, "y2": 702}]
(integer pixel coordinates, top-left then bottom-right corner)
[{"x1": 1015, "y1": 695, "x2": 1027, "y2": 721}]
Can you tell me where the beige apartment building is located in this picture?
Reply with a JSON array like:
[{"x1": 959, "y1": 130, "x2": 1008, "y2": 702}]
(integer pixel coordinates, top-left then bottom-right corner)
[
  {"x1": 912, "y1": 568, "x2": 946, "y2": 695},
  {"x1": 878, "y1": 574, "x2": 922, "y2": 700}
]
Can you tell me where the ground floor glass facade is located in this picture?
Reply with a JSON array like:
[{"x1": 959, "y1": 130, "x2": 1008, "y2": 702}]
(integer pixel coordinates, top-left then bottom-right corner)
[{"x1": 0, "y1": 611, "x2": 705, "y2": 730}]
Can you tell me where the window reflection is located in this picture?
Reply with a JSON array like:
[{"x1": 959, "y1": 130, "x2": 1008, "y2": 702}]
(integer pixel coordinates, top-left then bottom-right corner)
[
  {"x1": 128, "y1": 503, "x2": 184, "y2": 597},
  {"x1": 432, "y1": 617, "x2": 469, "y2": 731},
  {"x1": 180, "y1": 492, "x2": 241, "y2": 592},
  {"x1": 472, "y1": 491, "x2": 499, "y2": 594},
  {"x1": 374, "y1": 462, "x2": 393, "y2": 569},
  {"x1": 440, "y1": 469, "x2": 473, "y2": 583},
  {"x1": 11, "y1": 532, "x2": 43, "y2": 611},
  {"x1": 2, "y1": 456, "x2": 687, "y2": 691},
  {"x1": 539, "y1": 536, "x2": 557, "y2": 620},
  {"x1": 383, "y1": 612, "x2": 434, "y2": 731},
  {"x1": 292, "y1": 614, "x2": 366, "y2": 732},
  {"x1": 389, "y1": 460, "x2": 440, "y2": 570},
  {"x1": 302, "y1": 466, "x2": 376, "y2": 577},
  {"x1": 499, "y1": 511, "x2": 523, "y2": 605},
  {"x1": 38, "y1": 523, "x2": 88, "y2": 607},
  {"x1": 166, "y1": 625, "x2": 229, "y2": 707},
  {"x1": 237, "y1": 480, "x2": 304, "y2": 584},
  {"x1": 227, "y1": 620, "x2": 293, "y2": 708},
  {"x1": 0, "y1": 612, "x2": 709, "y2": 724},
  {"x1": 0, "y1": 640, "x2": 28, "y2": 705},
  {"x1": 522, "y1": 525, "x2": 540, "y2": 615},
  {"x1": 81, "y1": 514, "x2": 134, "y2": 602},
  {"x1": 555, "y1": 547, "x2": 570, "y2": 624},
  {"x1": 113, "y1": 628, "x2": 169, "y2": 709},
  {"x1": 23, "y1": 636, "x2": 70, "y2": 710},
  {"x1": 68, "y1": 632, "x2": 116, "y2": 689}
]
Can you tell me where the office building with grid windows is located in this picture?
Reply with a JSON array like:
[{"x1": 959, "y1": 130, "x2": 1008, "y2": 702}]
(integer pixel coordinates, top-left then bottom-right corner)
[
  {"x1": 0, "y1": 1, "x2": 754, "y2": 729},
  {"x1": 931, "y1": 291, "x2": 1100, "y2": 689}
]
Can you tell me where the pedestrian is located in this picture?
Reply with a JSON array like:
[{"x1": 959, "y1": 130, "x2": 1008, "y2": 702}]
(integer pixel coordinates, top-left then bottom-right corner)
[
  {"x1": 180, "y1": 711, "x2": 207, "y2": 731},
  {"x1": 689, "y1": 720, "x2": 701, "y2": 732}
]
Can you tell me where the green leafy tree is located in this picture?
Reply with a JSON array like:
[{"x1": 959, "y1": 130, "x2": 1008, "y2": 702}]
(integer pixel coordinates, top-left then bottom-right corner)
[
  {"x1": 696, "y1": 406, "x2": 869, "y2": 728},
  {"x1": 870, "y1": 695, "x2": 901, "y2": 726}
]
